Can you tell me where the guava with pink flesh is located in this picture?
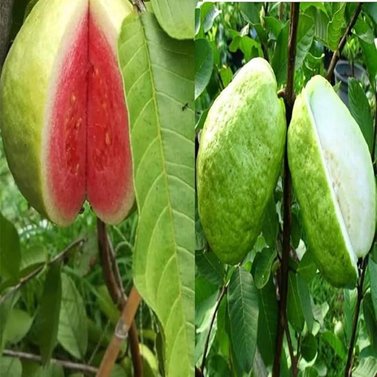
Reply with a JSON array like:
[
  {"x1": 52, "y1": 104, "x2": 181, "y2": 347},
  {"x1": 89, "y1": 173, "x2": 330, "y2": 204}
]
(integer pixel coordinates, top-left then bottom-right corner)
[{"x1": 0, "y1": 0, "x2": 134, "y2": 225}]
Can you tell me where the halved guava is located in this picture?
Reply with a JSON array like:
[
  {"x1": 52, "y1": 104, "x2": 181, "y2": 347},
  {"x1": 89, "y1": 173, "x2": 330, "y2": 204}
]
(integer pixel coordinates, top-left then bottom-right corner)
[
  {"x1": 0, "y1": 0, "x2": 134, "y2": 226},
  {"x1": 288, "y1": 75, "x2": 376, "y2": 287}
]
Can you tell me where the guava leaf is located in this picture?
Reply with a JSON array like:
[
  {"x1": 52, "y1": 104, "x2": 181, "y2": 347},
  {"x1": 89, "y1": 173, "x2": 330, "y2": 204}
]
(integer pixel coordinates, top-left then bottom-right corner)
[
  {"x1": 227, "y1": 267, "x2": 259, "y2": 374},
  {"x1": 287, "y1": 272, "x2": 305, "y2": 332},
  {"x1": 0, "y1": 357, "x2": 22, "y2": 377},
  {"x1": 322, "y1": 331, "x2": 347, "y2": 360},
  {"x1": 57, "y1": 274, "x2": 88, "y2": 359},
  {"x1": 348, "y1": 78, "x2": 374, "y2": 152},
  {"x1": 195, "y1": 38, "x2": 213, "y2": 99},
  {"x1": 295, "y1": 14, "x2": 315, "y2": 70},
  {"x1": 151, "y1": 0, "x2": 195, "y2": 40},
  {"x1": 0, "y1": 213, "x2": 21, "y2": 281},
  {"x1": 257, "y1": 277, "x2": 277, "y2": 366},
  {"x1": 118, "y1": 11, "x2": 194, "y2": 377},
  {"x1": 32, "y1": 262, "x2": 62, "y2": 364}
]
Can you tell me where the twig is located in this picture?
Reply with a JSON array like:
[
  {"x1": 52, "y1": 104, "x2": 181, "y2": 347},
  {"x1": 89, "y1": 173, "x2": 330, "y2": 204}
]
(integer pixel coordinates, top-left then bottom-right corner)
[
  {"x1": 272, "y1": 3, "x2": 299, "y2": 377},
  {"x1": 0, "y1": 237, "x2": 86, "y2": 305},
  {"x1": 199, "y1": 284, "x2": 228, "y2": 374},
  {"x1": 344, "y1": 255, "x2": 369, "y2": 377},
  {"x1": 96, "y1": 219, "x2": 143, "y2": 377},
  {"x1": 326, "y1": 3, "x2": 363, "y2": 82},
  {"x1": 284, "y1": 321, "x2": 298, "y2": 376},
  {"x1": 3, "y1": 349, "x2": 98, "y2": 375},
  {"x1": 131, "y1": 0, "x2": 146, "y2": 13},
  {"x1": 0, "y1": 0, "x2": 15, "y2": 70},
  {"x1": 96, "y1": 287, "x2": 142, "y2": 377}
]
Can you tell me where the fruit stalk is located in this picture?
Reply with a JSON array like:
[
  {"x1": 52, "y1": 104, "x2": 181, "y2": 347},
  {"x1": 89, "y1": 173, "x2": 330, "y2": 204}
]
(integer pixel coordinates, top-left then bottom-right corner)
[
  {"x1": 97, "y1": 219, "x2": 143, "y2": 377},
  {"x1": 326, "y1": 2, "x2": 363, "y2": 82},
  {"x1": 272, "y1": 3, "x2": 300, "y2": 377}
]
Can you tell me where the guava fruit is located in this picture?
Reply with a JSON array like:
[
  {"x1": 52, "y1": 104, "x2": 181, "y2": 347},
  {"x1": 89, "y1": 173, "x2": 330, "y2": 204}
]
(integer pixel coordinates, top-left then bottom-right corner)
[
  {"x1": 197, "y1": 58, "x2": 286, "y2": 265},
  {"x1": 288, "y1": 75, "x2": 376, "y2": 287},
  {"x1": 0, "y1": 0, "x2": 134, "y2": 226}
]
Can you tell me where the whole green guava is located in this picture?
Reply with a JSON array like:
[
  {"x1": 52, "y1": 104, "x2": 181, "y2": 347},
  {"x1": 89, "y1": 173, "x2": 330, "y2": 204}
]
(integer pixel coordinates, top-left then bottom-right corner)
[
  {"x1": 288, "y1": 75, "x2": 376, "y2": 288},
  {"x1": 197, "y1": 58, "x2": 286, "y2": 265}
]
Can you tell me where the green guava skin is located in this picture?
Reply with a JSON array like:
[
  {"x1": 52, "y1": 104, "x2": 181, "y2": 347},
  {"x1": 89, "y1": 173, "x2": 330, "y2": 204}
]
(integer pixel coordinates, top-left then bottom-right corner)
[
  {"x1": 197, "y1": 58, "x2": 286, "y2": 265},
  {"x1": 288, "y1": 77, "x2": 359, "y2": 288}
]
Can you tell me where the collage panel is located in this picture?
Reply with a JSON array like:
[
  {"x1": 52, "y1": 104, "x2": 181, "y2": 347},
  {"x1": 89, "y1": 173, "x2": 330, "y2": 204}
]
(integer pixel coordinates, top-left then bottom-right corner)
[
  {"x1": 0, "y1": 0, "x2": 194, "y2": 376},
  {"x1": 195, "y1": 2, "x2": 377, "y2": 377}
]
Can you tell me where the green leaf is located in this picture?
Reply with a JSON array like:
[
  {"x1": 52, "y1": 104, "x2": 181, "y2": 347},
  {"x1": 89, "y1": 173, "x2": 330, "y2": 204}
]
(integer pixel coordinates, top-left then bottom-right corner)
[
  {"x1": 287, "y1": 272, "x2": 304, "y2": 332},
  {"x1": 227, "y1": 267, "x2": 259, "y2": 374},
  {"x1": 195, "y1": 250, "x2": 224, "y2": 286},
  {"x1": 364, "y1": 3, "x2": 377, "y2": 25},
  {"x1": 0, "y1": 293, "x2": 17, "y2": 352},
  {"x1": 252, "y1": 248, "x2": 276, "y2": 289},
  {"x1": 301, "y1": 333, "x2": 317, "y2": 362},
  {"x1": 322, "y1": 330, "x2": 347, "y2": 360},
  {"x1": 219, "y1": 66, "x2": 233, "y2": 88},
  {"x1": 200, "y1": 3, "x2": 221, "y2": 34},
  {"x1": 297, "y1": 274, "x2": 313, "y2": 331},
  {"x1": 240, "y1": 3, "x2": 262, "y2": 25},
  {"x1": 261, "y1": 197, "x2": 279, "y2": 248},
  {"x1": 305, "y1": 8, "x2": 329, "y2": 47},
  {"x1": 33, "y1": 263, "x2": 62, "y2": 364},
  {"x1": 327, "y1": 3, "x2": 346, "y2": 50},
  {"x1": 57, "y1": 274, "x2": 88, "y2": 359},
  {"x1": 195, "y1": 38, "x2": 213, "y2": 99},
  {"x1": 348, "y1": 78, "x2": 374, "y2": 151},
  {"x1": 297, "y1": 251, "x2": 317, "y2": 283},
  {"x1": 363, "y1": 291, "x2": 377, "y2": 352},
  {"x1": 352, "y1": 357, "x2": 377, "y2": 377},
  {"x1": 0, "y1": 357, "x2": 22, "y2": 377},
  {"x1": 369, "y1": 259, "x2": 377, "y2": 317},
  {"x1": 118, "y1": 12, "x2": 194, "y2": 377},
  {"x1": 343, "y1": 288, "x2": 357, "y2": 343},
  {"x1": 0, "y1": 213, "x2": 21, "y2": 280},
  {"x1": 272, "y1": 23, "x2": 289, "y2": 86},
  {"x1": 295, "y1": 14, "x2": 315, "y2": 70},
  {"x1": 4, "y1": 309, "x2": 33, "y2": 344},
  {"x1": 354, "y1": 18, "x2": 377, "y2": 88},
  {"x1": 151, "y1": 0, "x2": 195, "y2": 40},
  {"x1": 257, "y1": 277, "x2": 277, "y2": 366}
]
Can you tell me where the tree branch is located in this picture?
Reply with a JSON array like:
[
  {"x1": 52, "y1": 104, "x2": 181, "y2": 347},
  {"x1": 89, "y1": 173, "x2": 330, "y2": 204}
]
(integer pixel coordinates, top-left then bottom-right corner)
[
  {"x1": 272, "y1": 3, "x2": 299, "y2": 377},
  {"x1": 199, "y1": 284, "x2": 228, "y2": 374},
  {"x1": 0, "y1": 0, "x2": 15, "y2": 70},
  {"x1": 96, "y1": 287, "x2": 142, "y2": 377},
  {"x1": 0, "y1": 237, "x2": 86, "y2": 305},
  {"x1": 344, "y1": 255, "x2": 368, "y2": 377},
  {"x1": 326, "y1": 3, "x2": 363, "y2": 82},
  {"x1": 96, "y1": 219, "x2": 143, "y2": 377},
  {"x1": 3, "y1": 349, "x2": 98, "y2": 375}
]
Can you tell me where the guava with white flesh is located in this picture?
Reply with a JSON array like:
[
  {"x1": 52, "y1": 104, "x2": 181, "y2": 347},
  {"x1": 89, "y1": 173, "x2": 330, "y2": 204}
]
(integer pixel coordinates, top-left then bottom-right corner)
[
  {"x1": 197, "y1": 58, "x2": 286, "y2": 265},
  {"x1": 0, "y1": 0, "x2": 134, "y2": 226},
  {"x1": 288, "y1": 75, "x2": 376, "y2": 287}
]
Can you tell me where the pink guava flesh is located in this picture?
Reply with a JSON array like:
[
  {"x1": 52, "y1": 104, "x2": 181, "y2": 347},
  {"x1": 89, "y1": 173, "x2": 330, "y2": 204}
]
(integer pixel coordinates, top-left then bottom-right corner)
[
  {"x1": 87, "y1": 15, "x2": 133, "y2": 221},
  {"x1": 48, "y1": 15, "x2": 88, "y2": 221},
  {"x1": 47, "y1": 10, "x2": 133, "y2": 224}
]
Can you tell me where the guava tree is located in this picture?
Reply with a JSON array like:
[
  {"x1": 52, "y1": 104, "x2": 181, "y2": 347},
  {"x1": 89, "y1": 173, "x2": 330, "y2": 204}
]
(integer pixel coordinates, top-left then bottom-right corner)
[
  {"x1": 195, "y1": 2, "x2": 377, "y2": 376},
  {"x1": 0, "y1": 1, "x2": 194, "y2": 377}
]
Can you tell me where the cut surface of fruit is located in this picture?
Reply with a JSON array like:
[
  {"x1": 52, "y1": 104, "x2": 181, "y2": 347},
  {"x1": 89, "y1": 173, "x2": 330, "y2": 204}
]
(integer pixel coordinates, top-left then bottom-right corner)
[
  {"x1": 87, "y1": 13, "x2": 133, "y2": 224},
  {"x1": 0, "y1": 0, "x2": 134, "y2": 226},
  {"x1": 308, "y1": 77, "x2": 375, "y2": 258},
  {"x1": 47, "y1": 12, "x2": 88, "y2": 223}
]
